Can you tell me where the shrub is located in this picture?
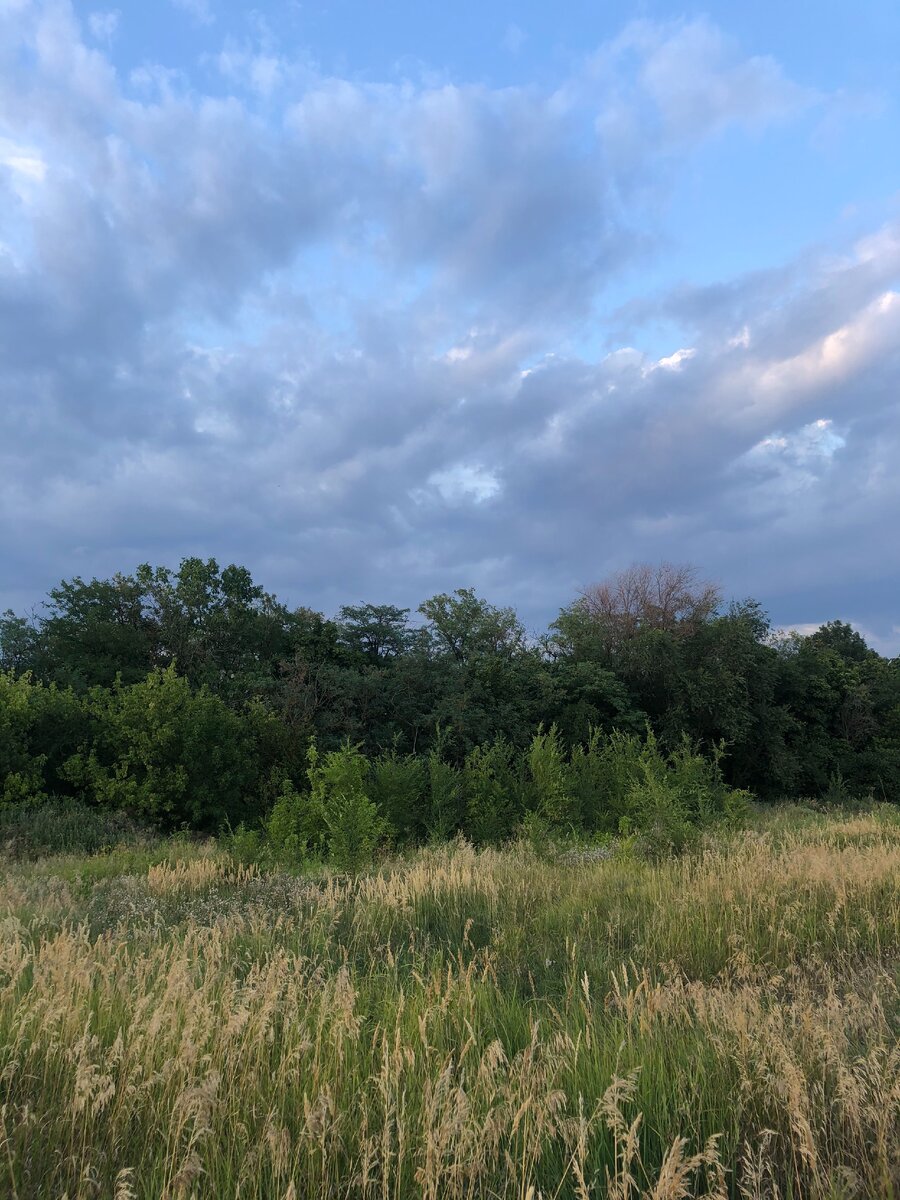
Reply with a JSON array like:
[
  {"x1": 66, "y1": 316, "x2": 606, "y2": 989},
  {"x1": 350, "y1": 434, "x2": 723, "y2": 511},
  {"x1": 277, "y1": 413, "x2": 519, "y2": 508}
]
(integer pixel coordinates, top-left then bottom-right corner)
[
  {"x1": 62, "y1": 665, "x2": 261, "y2": 830},
  {"x1": 307, "y1": 738, "x2": 384, "y2": 871},
  {"x1": 822, "y1": 767, "x2": 853, "y2": 807},
  {"x1": 323, "y1": 789, "x2": 385, "y2": 873},
  {"x1": 527, "y1": 724, "x2": 575, "y2": 828},
  {"x1": 266, "y1": 778, "x2": 324, "y2": 865},
  {"x1": 519, "y1": 809, "x2": 554, "y2": 859},
  {"x1": 567, "y1": 727, "x2": 644, "y2": 832},
  {"x1": 424, "y1": 728, "x2": 463, "y2": 842},
  {"x1": 625, "y1": 770, "x2": 697, "y2": 859},
  {"x1": 622, "y1": 733, "x2": 752, "y2": 857},
  {"x1": 463, "y1": 738, "x2": 519, "y2": 845},
  {"x1": 369, "y1": 748, "x2": 425, "y2": 843},
  {"x1": 598, "y1": 730, "x2": 648, "y2": 821},
  {"x1": 223, "y1": 820, "x2": 266, "y2": 867},
  {"x1": 0, "y1": 672, "x2": 87, "y2": 805}
]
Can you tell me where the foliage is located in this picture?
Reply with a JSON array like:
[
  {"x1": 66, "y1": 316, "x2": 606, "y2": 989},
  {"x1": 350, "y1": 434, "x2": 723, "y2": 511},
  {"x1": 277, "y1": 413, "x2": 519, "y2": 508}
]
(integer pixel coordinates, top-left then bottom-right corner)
[
  {"x1": 463, "y1": 737, "x2": 520, "y2": 845},
  {"x1": 307, "y1": 738, "x2": 385, "y2": 871},
  {"x1": 368, "y1": 747, "x2": 425, "y2": 843},
  {"x1": 418, "y1": 587, "x2": 526, "y2": 663},
  {"x1": 0, "y1": 671, "x2": 87, "y2": 805},
  {"x1": 223, "y1": 820, "x2": 267, "y2": 867},
  {"x1": 424, "y1": 728, "x2": 463, "y2": 842},
  {"x1": 62, "y1": 665, "x2": 262, "y2": 829},
  {"x1": 526, "y1": 724, "x2": 576, "y2": 828},
  {"x1": 2, "y1": 557, "x2": 900, "y2": 835},
  {"x1": 266, "y1": 778, "x2": 323, "y2": 865}
]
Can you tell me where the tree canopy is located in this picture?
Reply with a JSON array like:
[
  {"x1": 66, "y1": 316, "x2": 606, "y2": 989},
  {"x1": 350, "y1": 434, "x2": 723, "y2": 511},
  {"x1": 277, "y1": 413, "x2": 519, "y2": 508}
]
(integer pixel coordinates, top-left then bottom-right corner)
[{"x1": 2, "y1": 558, "x2": 898, "y2": 824}]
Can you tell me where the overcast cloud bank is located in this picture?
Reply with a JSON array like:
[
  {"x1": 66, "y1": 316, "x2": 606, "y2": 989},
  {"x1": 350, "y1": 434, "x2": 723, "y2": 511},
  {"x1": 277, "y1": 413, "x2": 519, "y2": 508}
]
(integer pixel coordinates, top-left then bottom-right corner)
[{"x1": 1, "y1": 1, "x2": 898, "y2": 648}]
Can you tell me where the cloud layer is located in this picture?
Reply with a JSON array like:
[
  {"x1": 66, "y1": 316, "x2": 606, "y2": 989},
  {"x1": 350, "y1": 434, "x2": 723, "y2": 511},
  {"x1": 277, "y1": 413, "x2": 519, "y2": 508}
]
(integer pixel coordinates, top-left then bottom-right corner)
[{"x1": 1, "y1": 2, "x2": 898, "y2": 647}]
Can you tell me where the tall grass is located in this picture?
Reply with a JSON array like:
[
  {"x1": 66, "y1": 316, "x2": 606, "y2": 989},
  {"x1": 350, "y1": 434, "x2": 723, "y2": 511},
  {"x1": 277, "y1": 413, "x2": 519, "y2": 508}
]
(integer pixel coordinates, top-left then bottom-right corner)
[
  {"x1": 0, "y1": 797, "x2": 151, "y2": 859},
  {"x1": 0, "y1": 807, "x2": 898, "y2": 1198}
]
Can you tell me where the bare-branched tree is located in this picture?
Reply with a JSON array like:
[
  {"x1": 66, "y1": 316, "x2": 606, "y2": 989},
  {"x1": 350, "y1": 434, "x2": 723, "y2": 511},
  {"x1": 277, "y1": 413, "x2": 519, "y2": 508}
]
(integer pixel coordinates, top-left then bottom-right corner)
[{"x1": 578, "y1": 562, "x2": 721, "y2": 644}]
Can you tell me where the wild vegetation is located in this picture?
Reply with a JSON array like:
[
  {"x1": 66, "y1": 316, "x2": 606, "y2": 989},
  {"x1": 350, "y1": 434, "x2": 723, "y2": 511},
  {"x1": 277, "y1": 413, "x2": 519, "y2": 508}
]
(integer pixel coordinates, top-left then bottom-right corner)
[
  {"x1": 0, "y1": 805, "x2": 898, "y2": 1198},
  {"x1": 2, "y1": 559, "x2": 898, "y2": 851},
  {"x1": 1, "y1": 560, "x2": 898, "y2": 1196}
]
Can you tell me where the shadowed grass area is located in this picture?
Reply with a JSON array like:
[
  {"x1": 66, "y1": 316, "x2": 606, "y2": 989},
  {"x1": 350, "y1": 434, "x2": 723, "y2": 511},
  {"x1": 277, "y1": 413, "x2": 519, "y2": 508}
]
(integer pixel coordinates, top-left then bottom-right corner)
[{"x1": 0, "y1": 806, "x2": 898, "y2": 1198}]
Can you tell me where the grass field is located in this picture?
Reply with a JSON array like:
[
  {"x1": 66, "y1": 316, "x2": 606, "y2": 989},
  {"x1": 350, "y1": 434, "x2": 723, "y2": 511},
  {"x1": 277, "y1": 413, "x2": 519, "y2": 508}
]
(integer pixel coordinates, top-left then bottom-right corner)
[{"x1": 1, "y1": 806, "x2": 898, "y2": 1198}]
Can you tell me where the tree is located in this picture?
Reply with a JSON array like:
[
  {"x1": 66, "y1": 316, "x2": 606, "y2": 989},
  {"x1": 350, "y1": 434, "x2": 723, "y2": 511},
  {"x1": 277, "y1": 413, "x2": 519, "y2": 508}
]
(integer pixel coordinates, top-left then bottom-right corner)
[
  {"x1": 337, "y1": 604, "x2": 412, "y2": 662},
  {"x1": 418, "y1": 589, "x2": 526, "y2": 664},
  {"x1": 558, "y1": 563, "x2": 721, "y2": 659},
  {"x1": 0, "y1": 672, "x2": 87, "y2": 804},
  {"x1": 141, "y1": 558, "x2": 294, "y2": 698},
  {"x1": 0, "y1": 610, "x2": 42, "y2": 675},
  {"x1": 64, "y1": 666, "x2": 264, "y2": 829},
  {"x1": 807, "y1": 620, "x2": 872, "y2": 664},
  {"x1": 41, "y1": 573, "x2": 158, "y2": 688}
]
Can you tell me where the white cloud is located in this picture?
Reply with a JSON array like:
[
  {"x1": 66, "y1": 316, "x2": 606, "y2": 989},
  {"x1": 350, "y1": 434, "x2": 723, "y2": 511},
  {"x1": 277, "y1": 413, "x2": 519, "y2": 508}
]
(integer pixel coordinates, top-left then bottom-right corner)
[
  {"x1": 0, "y1": 142, "x2": 46, "y2": 181},
  {"x1": 743, "y1": 417, "x2": 846, "y2": 478},
  {"x1": 171, "y1": 0, "x2": 213, "y2": 26},
  {"x1": 87, "y1": 9, "x2": 118, "y2": 44},
  {"x1": 754, "y1": 291, "x2": 899, "y2": 404},
  {"x1": 420, "y1": 465, "x2": 502, "y2": 506},
  {"x1": 650, "y1": 346, "x2": 695, "y2": 371},
  {"x1": 502, "y1": 24, "x2": 527, "y2": 56},
  {"x1": 590, "y1": 16, "x2": 819, "y2": 173}
]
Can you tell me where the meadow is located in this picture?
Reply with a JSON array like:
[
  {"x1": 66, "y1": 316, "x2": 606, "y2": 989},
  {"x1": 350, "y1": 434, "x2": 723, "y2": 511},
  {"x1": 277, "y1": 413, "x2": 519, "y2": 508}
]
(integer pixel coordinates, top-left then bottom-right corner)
[{"x1": 0, "y1": 805, "x2": 897, "y2": 1199}]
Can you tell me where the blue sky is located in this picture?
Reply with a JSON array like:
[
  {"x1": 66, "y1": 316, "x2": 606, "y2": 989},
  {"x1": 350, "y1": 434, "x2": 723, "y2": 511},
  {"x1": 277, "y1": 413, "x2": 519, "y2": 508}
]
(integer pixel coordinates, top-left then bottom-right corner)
[{"x1": 1, "y1": 0, "x2": 899, "y2": 646}]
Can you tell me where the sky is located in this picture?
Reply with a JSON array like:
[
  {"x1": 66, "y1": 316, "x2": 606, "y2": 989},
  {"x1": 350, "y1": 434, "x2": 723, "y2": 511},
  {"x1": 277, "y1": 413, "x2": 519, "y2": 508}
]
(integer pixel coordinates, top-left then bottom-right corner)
[{"x1": 1, "y1": 1, "x2": 899, "y2": 649}]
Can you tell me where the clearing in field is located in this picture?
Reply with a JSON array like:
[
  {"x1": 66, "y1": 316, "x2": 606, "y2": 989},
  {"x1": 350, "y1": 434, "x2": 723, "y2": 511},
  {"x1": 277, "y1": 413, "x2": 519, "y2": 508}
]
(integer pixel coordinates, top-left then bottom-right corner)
[{"x1": 1, "y1": 806, "x2": 898, "y2": 1199}]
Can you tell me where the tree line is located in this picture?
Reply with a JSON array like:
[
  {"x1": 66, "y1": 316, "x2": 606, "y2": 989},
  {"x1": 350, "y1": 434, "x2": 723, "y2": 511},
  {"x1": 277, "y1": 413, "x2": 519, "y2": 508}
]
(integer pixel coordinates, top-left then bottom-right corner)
[{"x1": 1, "y1": 558, "x2": 898, "y2": 840}]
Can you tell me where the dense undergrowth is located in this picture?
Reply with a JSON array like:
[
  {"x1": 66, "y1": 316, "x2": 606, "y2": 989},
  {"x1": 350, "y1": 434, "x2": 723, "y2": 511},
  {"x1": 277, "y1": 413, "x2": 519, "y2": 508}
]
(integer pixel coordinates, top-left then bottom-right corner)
[
  {"x1": 0, "y1": 803, "x2": 898, "y2": 1199},
  {"x1": 1, "y1": 722, "x2": 751, "y2": 871}
]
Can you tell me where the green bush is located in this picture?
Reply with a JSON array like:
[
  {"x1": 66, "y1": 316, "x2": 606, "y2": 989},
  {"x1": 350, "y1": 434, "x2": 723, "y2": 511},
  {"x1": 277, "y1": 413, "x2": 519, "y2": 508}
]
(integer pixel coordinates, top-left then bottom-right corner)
[
  {"x1": 369, "y1": 748, "x2": 425, "y2": 843},
  {"x1": 527, "y1": 724, "x2": 576, "y2": 828},
  {"x1": 624, "y1": 770, "x2": 697, "y2": 859},
  {"x1": 598, "y1": 730, "x2": 648, "y2": 824},
  {"x1": 308, "y1": 739, "x2": 384, "y2": 871},
  {"x1": 621, "y1": 732, "x2": 751, "y2": 857},
  {"x1": 223, "y1": 820, "x2": 266, "y2": 867},
  {"x1": 0, "y1": 672, "x2": 87, "y2": 805},
  {"x1": 265, "y1": 776, "x2": 324, "y2": 865},
  {"x1": 822, "y1": 767, "x2": 854, "y2": 807},
  {"x1": 424, "y1": 728, "x2": 463, "y2": 842},
  {"x1": 323, "y1": 789, "x2": 385, "y2": 873},
  {"x1": 62, "y1": 665, "x2": 261, "y2": 829},
  {"x1": 463, "y1": 738, "x2": 519, "y2": 845}
]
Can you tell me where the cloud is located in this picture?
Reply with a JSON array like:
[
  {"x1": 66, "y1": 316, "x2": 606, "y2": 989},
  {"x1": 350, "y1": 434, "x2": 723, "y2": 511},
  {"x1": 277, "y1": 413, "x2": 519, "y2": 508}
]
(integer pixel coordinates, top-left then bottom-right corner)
[
  {"x1": 502, "y1": 24, "x2": 527, "y2": 56},
  {"x1": 171, "y1": 0, "x2": 213, "y2": 26},
  {"x1": 418, "y1": 464, "x2": 502, "y2": 506},
  {"x1": 592, "y1": 17, "x2": 818, "y2": 156},
  {"x1": 0, "y1": 136, "x2": 47, "y2": 182},
  {"x1": 0, "y1": 3, "x2": 897, "y2": 650},
  {"x1": 87, "y1": 9, "x2": 118, "y2": 44}
]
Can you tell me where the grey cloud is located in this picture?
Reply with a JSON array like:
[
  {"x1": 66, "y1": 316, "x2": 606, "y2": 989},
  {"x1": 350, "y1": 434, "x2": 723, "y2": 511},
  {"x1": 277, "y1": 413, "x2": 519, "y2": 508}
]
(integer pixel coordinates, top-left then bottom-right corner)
[{"x1": 1, "y1": 3, "x2": 897, "y2": 650}]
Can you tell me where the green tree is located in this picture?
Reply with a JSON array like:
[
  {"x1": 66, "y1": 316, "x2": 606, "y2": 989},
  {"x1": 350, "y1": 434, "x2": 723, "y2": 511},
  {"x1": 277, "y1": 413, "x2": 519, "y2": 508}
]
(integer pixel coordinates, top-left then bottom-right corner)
[
  {"x1": 63, "y1": 666, "x2": 262, "y2": 828},
  {"x1": 419, "y1": 588, "x2": 526, "y2": 664},
  {"x1": 0, "y1": 610, "x2": 42, "y2": 675},
  {"x1": 337, "y1": 604, "x2": 412, "y2": 662},
  {"x1": 307, "y1": 739, "x2": 385, "y2": 870},
  {"x1": 41, "y1": 573, "x2": 157, "y2": 688},
  {"x1": 0, "y1": 672, "x2": 88, "y2": 804}
]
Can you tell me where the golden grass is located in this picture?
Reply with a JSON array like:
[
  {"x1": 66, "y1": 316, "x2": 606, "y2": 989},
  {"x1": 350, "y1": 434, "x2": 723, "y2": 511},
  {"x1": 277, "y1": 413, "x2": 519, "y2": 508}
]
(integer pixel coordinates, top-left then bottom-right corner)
[{"x1": 0, "y1": 809, "x2": 898, "y2": 1198}]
